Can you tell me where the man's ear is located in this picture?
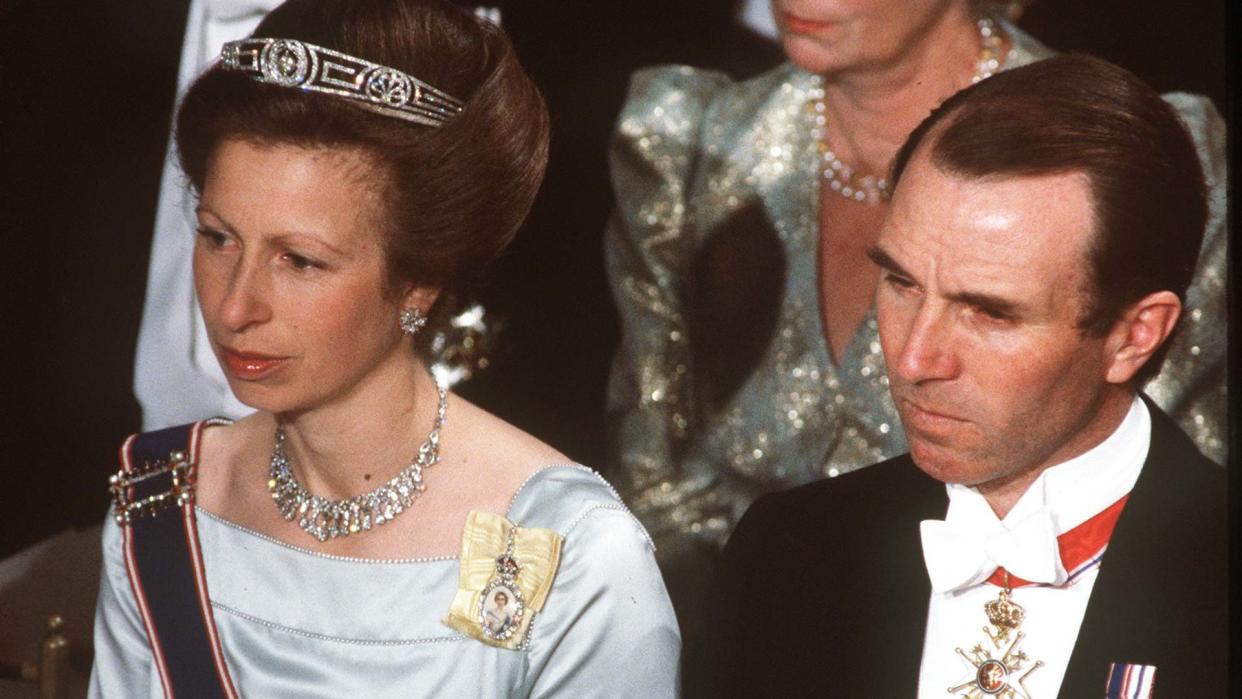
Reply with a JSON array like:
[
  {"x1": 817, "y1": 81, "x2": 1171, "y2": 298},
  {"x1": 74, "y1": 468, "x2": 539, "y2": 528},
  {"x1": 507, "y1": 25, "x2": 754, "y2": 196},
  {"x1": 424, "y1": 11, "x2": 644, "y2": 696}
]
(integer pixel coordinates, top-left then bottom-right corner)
[{"x1": 1103, "y1": 290, "x2": 1181, "y2": 384}]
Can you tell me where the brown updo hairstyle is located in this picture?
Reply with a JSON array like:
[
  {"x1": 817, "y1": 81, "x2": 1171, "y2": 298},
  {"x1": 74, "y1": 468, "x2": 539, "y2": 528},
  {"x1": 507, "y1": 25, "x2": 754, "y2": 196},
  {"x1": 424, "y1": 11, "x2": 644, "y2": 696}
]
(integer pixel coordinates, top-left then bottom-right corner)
[{"x1": 176, "y1": 0, "x2": 549, "y2": 304}]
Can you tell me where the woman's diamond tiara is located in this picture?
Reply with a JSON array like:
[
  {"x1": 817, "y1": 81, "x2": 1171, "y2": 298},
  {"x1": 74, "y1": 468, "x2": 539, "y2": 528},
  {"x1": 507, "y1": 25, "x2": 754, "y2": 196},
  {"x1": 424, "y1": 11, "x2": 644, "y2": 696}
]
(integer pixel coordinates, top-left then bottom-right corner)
[{"x1": 220, "y1": 38, "x2": 464, "y2": 127}]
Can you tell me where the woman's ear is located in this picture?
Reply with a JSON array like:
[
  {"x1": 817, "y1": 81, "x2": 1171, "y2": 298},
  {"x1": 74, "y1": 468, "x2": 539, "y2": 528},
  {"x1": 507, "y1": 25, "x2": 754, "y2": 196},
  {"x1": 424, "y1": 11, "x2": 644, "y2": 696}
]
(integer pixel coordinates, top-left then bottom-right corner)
[{"x1": 401, "y1": 285, "x2": 442, "y2": 316}]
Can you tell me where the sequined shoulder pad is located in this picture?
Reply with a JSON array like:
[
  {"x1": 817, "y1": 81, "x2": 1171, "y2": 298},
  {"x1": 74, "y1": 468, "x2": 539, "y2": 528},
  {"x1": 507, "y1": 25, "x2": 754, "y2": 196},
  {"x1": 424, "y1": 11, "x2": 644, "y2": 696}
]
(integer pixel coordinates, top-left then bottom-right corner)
[
  {"x1": 616, "y1": 63, "x2": 734, "y2": 139},
  {"x1": 443, "y1": 510, "x2": 563, "y2": 650},
  {"x1": 609, "y1": 64, "x2": 784, "y2": 268},
  {"x1": 610, "y1": 65, "x2": 732, "y2": 196},
  {"x1": 611, "y1": 64, "x2": 805, "y2": 176}
]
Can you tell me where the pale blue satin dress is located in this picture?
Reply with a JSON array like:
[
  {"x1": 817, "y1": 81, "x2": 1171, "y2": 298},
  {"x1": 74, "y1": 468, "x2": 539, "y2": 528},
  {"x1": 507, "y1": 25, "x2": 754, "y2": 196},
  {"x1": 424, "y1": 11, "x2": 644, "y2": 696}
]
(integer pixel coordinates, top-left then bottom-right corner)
[{"x1": 90, "y1": 466, "x2": 681, "y2": 697}]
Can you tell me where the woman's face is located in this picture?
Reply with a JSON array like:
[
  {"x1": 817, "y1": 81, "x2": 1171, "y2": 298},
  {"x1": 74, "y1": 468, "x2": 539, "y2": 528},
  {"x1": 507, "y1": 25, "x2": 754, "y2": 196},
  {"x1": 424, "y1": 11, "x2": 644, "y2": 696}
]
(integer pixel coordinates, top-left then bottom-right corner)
[
  {"x1": 770, "y1": 0, "x2": 961, "y2": 75},
  {"x1": 193, "y1": 139, "x2": 422, "y2": 414}
]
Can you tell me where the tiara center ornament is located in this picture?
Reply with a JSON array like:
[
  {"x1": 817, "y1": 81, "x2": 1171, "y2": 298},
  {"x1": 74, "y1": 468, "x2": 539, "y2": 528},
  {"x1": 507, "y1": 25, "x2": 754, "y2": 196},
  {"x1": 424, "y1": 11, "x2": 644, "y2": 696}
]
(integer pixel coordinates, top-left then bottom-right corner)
[{"x1": 261, "y1": 39, "x2": 311, "y2": 87}]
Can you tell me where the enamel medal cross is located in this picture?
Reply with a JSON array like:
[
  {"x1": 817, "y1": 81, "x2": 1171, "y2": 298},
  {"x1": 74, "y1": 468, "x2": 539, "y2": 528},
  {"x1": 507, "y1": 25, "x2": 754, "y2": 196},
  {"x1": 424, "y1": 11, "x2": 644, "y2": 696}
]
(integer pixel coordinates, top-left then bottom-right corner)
[{"x1": 949, "y1": 575, "x2": 1044, "y2": 698}]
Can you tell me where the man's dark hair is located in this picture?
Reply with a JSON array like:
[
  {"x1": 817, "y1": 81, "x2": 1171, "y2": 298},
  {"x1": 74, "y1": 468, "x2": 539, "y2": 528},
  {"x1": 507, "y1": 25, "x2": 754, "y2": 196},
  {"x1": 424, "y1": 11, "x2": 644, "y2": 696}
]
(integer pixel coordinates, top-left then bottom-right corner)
[{"x1": 889, "y1": 54, "x2": 1207, "y2": 384}]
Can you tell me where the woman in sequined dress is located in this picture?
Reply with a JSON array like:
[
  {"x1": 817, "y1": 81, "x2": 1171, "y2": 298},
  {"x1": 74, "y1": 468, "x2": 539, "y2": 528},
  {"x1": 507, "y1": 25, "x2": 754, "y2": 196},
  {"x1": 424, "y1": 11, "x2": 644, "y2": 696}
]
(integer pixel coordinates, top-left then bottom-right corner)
[
  {"x1": 605, "y1": 0, "x2": 1226, "y2": 627},
  {"x1": 90, "y1": 1, "x2": 679, "y2": 696}
]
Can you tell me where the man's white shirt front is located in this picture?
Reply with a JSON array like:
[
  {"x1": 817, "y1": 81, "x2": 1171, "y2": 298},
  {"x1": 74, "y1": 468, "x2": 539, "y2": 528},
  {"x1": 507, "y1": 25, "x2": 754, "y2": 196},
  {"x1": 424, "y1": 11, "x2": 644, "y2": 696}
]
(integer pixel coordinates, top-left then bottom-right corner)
[
  {"x1": 916, "y1": 396, "x2": 1151, "y2": 698},
  {"x1": 133, "y1": 0, "x2": 278, "y2": 430}
]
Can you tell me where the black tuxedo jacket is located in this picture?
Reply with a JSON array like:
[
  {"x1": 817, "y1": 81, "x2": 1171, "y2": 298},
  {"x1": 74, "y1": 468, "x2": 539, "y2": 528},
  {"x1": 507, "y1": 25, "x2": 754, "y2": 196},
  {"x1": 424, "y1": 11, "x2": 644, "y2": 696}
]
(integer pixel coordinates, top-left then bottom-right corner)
[{"x1": 685, "y1": 400, "x2": 1226, "y2": 697}]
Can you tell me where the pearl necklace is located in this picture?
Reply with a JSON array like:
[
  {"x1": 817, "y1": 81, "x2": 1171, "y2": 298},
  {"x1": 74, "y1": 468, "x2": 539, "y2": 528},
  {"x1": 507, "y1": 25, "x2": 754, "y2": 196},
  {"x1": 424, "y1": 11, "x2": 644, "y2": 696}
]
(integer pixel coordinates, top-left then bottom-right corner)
[
  {"x1": 809, "y1": 16, "x2": 1006, "y2": 205},
  {"x1": 267, "y1": 382, "x2": 449, "y2": 542}
]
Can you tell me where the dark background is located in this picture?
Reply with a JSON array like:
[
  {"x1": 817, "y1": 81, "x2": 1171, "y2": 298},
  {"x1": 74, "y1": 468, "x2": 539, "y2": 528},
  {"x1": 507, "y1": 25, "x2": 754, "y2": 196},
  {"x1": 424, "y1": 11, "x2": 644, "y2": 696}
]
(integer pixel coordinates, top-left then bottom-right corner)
[{"x1": 0, "y1": 0, "x2": 1229, "y2": 559}]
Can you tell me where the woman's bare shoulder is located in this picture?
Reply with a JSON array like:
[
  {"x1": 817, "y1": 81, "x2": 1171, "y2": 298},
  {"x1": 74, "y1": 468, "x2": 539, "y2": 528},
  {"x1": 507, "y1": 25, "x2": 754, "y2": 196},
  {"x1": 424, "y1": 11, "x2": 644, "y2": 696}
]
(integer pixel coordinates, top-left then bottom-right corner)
[
  {"x1": 195, "y1": 412, "x2": 273, "y2": 513},
  {"x1": 198, "y1": 412, "x2": 270, "y2": 460}
]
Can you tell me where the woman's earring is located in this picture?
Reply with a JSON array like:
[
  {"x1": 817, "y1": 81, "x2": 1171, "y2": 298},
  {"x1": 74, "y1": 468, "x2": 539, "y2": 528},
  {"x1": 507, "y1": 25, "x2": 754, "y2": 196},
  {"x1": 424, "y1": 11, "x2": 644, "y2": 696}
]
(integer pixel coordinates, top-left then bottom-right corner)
[{"x1": 400, "y1": 308, "x2": 427, "y2": 335}]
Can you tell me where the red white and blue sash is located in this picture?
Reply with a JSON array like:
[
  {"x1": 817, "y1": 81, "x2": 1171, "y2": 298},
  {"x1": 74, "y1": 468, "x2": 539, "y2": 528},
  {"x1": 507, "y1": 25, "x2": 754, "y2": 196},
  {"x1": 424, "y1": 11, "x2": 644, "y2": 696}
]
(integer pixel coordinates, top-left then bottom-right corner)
[
  {"x1": 115, "y1": 421, "x2": 237, "y2": 699},
  {"x1": 985, "y1": 494, "x2": 1130, "y2": 590},
  {"x1": 1105, "y1": 662, "x2": 1157, "y2": 699}
]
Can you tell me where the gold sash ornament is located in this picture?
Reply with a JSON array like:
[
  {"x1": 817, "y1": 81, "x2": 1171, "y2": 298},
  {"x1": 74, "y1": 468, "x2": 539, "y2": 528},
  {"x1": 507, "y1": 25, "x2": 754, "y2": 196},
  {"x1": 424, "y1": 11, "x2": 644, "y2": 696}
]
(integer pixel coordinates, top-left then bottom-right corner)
[{"x1": 443, "y1": 511, "x2": 563, "y2": 650}]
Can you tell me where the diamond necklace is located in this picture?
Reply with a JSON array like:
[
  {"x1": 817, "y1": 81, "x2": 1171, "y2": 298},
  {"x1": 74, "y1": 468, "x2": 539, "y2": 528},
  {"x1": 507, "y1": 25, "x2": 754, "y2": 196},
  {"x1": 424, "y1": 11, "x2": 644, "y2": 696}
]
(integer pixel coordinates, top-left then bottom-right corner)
[
  {"x1": 267, "y1": 382, "x2": 449, "y2": 542},
  {"x1": 808, "y1": 15, "x2": 1006, "y2": 205}
]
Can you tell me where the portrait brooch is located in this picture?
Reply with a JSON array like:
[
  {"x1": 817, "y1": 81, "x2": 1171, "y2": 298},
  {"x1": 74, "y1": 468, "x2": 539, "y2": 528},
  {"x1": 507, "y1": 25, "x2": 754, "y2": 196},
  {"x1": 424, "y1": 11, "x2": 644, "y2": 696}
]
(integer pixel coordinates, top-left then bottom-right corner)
[{"x1": 443, "y1": 510, "x2": 563, "y2": 650}]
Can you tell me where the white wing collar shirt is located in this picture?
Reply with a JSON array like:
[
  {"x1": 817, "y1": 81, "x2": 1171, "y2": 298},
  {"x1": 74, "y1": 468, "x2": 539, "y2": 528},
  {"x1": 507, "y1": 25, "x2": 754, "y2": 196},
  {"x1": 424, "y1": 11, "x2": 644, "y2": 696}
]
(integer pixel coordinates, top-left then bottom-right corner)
[
  {"x1": 133, "y1": 0, "x2": 278, "y2": 430},
  {"x1": 916, "y1": 396, "x2": 1151, "y2": 699}
]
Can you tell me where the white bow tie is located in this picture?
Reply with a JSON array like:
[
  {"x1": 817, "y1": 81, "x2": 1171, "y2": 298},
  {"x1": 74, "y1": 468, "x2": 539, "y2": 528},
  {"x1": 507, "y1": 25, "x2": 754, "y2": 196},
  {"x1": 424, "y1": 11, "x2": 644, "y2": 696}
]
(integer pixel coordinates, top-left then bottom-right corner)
[{"x1": 920, "y1": 509, "x2": 1068, "y2": 594}]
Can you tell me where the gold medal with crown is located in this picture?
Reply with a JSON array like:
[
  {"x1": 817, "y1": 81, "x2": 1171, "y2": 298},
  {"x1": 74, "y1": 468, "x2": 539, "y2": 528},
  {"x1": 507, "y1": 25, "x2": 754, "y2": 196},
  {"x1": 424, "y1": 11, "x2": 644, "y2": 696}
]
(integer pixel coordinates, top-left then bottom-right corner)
[{"x1": 948, "y1": 576, "x2": 1044, "y2": 698}]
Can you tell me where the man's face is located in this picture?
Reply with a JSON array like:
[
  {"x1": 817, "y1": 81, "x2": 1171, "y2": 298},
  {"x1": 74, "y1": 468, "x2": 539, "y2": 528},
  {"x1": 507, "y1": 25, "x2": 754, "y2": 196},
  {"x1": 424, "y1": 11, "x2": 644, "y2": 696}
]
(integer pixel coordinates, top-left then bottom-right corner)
[{"x1": 872, "y1": 151, "x2": 1126, "y2": 494}]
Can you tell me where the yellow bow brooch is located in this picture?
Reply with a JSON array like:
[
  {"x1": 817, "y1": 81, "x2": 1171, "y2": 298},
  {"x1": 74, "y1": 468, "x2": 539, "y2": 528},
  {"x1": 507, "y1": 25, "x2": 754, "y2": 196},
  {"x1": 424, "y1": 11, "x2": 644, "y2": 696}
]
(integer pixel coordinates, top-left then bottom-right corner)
[{"x1": 443, "y1": 510, "x2": 563, "y2": 650}]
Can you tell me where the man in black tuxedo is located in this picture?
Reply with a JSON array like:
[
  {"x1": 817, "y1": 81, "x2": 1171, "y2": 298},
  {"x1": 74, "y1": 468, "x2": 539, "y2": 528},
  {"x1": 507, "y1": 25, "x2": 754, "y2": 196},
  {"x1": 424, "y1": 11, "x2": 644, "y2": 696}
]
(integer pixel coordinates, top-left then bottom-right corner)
[{"x1": 686, "y1": 54, "x2": 1225, "y2": 698}]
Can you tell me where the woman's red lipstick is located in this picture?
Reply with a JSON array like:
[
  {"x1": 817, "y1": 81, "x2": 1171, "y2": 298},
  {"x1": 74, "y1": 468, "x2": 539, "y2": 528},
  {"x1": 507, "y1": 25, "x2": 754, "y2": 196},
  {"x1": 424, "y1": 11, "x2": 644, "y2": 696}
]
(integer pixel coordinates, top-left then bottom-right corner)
[
  {"x1": 220, "y1": 348, "x2": 289, "y2": 380},
  {"x1": 781, "y1": 12, "x2": 838, "y2": 36}
]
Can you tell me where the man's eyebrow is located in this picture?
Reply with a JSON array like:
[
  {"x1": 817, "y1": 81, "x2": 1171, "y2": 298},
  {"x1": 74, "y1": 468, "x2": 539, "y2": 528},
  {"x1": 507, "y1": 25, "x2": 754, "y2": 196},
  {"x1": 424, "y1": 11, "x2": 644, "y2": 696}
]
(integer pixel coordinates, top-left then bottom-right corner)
[
  {"x1": 867, "y1": 243, "x2": 1024, "y2": 317},
  {"x1": 946, "y1": 290, "x2": 1023, "y2": 317},
  {"x1": 865, "y1": 245, "x2": 911, "y2": 278}
]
